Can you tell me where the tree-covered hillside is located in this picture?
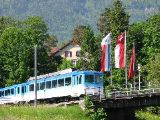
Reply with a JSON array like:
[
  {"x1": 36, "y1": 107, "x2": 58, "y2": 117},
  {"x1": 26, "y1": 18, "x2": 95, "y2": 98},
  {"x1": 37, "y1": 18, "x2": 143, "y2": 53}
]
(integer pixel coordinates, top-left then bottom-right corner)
[{"x1": 0, "y1": 0, "x2": 159, "y2": 44}]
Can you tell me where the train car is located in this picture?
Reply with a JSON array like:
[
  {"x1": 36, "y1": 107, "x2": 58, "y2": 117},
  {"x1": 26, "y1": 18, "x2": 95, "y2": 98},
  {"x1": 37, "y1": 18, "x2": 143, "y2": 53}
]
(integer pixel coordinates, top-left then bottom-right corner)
[{"x1": 0, "y1": 69, "x2": 103, "y2": 104}]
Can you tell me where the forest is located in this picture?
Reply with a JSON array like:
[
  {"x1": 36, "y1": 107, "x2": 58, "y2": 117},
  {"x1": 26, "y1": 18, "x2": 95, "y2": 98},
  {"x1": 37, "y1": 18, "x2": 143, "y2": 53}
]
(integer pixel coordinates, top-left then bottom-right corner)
[{"x1": 0, "y1": 0, "x2": 160, "y2": 43}]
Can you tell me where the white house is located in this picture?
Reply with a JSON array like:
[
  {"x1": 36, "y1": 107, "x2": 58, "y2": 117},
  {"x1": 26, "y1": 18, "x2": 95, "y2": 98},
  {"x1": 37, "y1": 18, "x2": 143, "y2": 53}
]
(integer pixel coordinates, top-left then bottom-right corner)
[{"x1": 52, "y1": 40, "x2": 81, "y2": 65}]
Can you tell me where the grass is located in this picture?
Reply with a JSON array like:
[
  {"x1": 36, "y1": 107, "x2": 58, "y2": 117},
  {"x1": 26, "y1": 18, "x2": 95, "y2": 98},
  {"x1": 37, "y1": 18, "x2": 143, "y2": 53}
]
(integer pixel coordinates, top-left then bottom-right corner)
[
  {"x1": 136, "y1": 111, "x2": 160, "y2": 120},
  {"x1": 0, "y1": 104, "x2": 90, "y2": 120}
]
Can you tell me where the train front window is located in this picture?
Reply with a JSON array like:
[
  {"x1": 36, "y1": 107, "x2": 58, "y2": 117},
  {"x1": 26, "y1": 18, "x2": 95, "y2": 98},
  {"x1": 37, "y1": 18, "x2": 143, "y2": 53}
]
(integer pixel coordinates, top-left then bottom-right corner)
[
  {"x1": 95, "y1": 75, "x2": 102, "y2": 83},
  {"x1": 85, "y1": 75, "x2": 94, "y2": 83}
]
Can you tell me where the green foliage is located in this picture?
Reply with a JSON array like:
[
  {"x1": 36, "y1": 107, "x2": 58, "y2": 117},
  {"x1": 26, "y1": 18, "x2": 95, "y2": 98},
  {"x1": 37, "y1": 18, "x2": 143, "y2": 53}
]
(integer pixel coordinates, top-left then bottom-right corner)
[
  {"x1": 0, "y1": 16, "x2": 58, "y2": 87},
  {"x1": 58, "y1": 58, "x2": 73, "y2": 70},
  {"x1": 0, "y1": 16, "x2": 17, "y2": 35},
  {"x1": 85, "y1": 96, "x2": 107, "y2": 120},
  {"x1": 127, "y1": 15, "x2": 160, "y2": 85},
  {"x1": 98, "y1": 0, "x2": 129, "y2": 36},
  {"x1": 0, "y1": 105, "x2": 90, "y2": 120},
  {"x1": 128, "y1": 22, "x2": 145, "y2": 64},
  {"x1": 136, "y1": 110, "x2": 160, "y2": 120},
  {"x1": 146, "y1": 106, "x2": 160, "y2": 115},
  {"x1": 144, "y1": 53, "x2": 160, "y2": 87},
  {"x1": 75, "y1": 26, "x2": 101, "y2": 71},
  {"x1": 142, "y1": 15, "x2": 160, "y2": 64},
  {"x1": 0, "y1": 27, "x2": 31, "y2": 86}
]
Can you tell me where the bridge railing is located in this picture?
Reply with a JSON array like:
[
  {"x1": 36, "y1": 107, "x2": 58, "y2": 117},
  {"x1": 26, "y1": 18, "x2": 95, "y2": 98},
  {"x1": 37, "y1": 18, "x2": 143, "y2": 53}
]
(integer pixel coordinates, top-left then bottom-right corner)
[{"x1": 105, "y1": 88, "x2": 160, "y2": 99}]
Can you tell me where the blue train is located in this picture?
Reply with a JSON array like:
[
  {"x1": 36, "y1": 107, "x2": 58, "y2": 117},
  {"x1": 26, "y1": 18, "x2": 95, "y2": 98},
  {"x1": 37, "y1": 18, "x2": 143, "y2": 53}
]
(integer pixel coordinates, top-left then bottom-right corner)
[{"x1": 0, "y1": 69, "x2": 103, "y2": 104}]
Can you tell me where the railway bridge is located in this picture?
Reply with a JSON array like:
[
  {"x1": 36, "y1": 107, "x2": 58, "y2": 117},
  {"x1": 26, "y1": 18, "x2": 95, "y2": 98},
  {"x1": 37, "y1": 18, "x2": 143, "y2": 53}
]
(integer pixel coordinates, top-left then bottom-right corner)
[{"x1": 92, "y1": 88, "x2": 160, "y2": 120}]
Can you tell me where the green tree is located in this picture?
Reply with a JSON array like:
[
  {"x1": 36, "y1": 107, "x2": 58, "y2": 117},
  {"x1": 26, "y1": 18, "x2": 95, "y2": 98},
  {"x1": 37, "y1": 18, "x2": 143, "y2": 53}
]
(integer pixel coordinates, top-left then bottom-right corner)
[
  {"x1": 23, "y1": 16, "x2": 58, "y2": 76},
  {"x1": 58, "y1": 58, "x2": 73, "y2": 70},
  {"x1": 142, "y1": 15, "x2": 160, "y2": 64},
  {"x1": 73, "y1": 25, "x2": 101, "y2": 71},
  {"x1": 0, "y1": 16, "x2": 16, "y2": 35},
  {"x1": 44, "y1": 35, "x2": 58, "y2": 53},
  {"x1": 0, "y1": 16, "x2": 58, "y2": 87},
  {"x1": 97, "y1": 0, "x2": 129, "y2": 37},
  {"x1": 0, "y1": 27, "x2": 30, "y2": 86},
  {"x1": 144, "y1": 53, "x2": 160, "y2": 87}
]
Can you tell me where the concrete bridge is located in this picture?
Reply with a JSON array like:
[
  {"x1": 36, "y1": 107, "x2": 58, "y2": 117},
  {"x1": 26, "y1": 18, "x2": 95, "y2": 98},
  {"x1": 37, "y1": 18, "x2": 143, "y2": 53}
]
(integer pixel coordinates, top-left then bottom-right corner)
[{"x1": 92, "y1": 88, "x2": 160, "y2": 120}]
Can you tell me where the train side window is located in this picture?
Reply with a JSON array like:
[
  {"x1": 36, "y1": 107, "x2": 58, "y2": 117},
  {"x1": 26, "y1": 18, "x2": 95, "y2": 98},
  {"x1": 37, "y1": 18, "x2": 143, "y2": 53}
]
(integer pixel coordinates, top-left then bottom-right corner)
[
  {"x1": 65, "y1": 77, "x2": 71, "y2": 86},
  {"x1": 52, "y1": 80, "x2": 57, "y2": 88},
  {"x1": 22, "y1": 86, "x2": 24, "y2": 93},
  {"x1": 17, "y1": 87, "x2": 20, "y2": 94},
  {"x1": 5, "y1": 89, "x2": 10, "y2": 96},
  {"x1": 73, "y1": 76, "x2": 76, "y2": 85},
  {"x1": 46, "y1": 81, "x2": 51, "y2": 89},
  {"x1": 37, "y1": 83, "x2": 40, "y2": 90},
  {"x1": 29, "y1": 84, "x2": 34, "y2": 91},
  {"x1": 0, "y1": 91, "x2": 3, "y2": 97},
  {"x1": 2, "y1": 91, "x2": 4, "y2": 96},
  {"x1": 85, "y1": 75, "x2": 94, "y2": 83},
  {"x1": 24, "y1": 86, "x2": 27, "y2": 93},
  {"x1": 11, "y1": 88, "x2": 14, "y2": 95},
  {"x1": 58, "y1": 78, "x2": 64, "y2": 87},
  {"x1": 7, "y1": 89, "x2": 10, "y2": 96},
  {"x1": 95, "y1": 75, "x2": 102, "y2": 83},
  {"x1": 5, "y1": 90, "x2": 7, "y2": 96},
  {"x1": 40, "y1": 82, "x2": 45, "y2": 90},
  {"x1": 79, "y1": 75, "x2": 82, "y2": 84}
]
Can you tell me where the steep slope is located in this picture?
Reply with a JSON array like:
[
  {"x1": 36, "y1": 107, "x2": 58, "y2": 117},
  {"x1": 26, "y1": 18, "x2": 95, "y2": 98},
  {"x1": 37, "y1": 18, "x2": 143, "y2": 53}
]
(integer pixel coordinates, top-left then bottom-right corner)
[{"x1": 0, "y1": 0, "x2": 159, "y2": 43}]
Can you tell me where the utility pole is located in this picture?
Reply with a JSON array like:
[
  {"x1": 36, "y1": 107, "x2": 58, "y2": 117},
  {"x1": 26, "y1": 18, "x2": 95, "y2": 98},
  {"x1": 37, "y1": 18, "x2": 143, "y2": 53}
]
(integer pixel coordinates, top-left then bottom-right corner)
[{"x1": 34, "y1": 45, "x2": 37, "y2": 107}]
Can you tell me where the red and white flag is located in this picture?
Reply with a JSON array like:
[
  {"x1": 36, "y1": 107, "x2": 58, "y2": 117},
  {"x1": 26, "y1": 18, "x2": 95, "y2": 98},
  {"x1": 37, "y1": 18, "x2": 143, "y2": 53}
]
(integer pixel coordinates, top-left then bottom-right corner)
[
  {"x1": 115, "y1": 32, "x2": 125, "y2": 68},
  {"x1": 101, "y1": 33, "x2": 111, "y2": 72},
  {"x1": 128, "y1": 46, "x2": 135, "y2": 79}
]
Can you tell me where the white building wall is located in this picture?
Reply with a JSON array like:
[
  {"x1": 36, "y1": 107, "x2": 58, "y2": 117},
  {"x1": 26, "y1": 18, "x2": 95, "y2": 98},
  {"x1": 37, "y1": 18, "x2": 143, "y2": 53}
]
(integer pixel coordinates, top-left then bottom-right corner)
[{"x1": 55, "y1": 44, "x2": 81, "y2": 65}]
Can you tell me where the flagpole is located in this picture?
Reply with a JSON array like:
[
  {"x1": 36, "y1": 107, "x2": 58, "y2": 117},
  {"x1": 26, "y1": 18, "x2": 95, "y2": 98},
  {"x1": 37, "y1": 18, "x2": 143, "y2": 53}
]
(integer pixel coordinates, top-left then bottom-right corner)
[
  {"x1": 125, "y1": 30, "x2": 128, "y2": 89},
  {"x1": 133, "y1": 42, "x2": 136, "y2": 90},
  {"x1": 110, "y1": 44, "x2": 113, "y2": 86},
  {"x1": 110, "y1": 33, "x2": 112, "y2": 86}
]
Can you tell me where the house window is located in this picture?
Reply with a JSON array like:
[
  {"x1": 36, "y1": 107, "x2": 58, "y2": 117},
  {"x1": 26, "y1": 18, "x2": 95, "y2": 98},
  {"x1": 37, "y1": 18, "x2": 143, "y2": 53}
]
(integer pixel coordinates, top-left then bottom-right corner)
[
  {"x1": 76, "y1": 51, "x2": 81, "y2": 57},
  {"x1": 65, "y1": 51, "x2": 72, "y2": 57}
]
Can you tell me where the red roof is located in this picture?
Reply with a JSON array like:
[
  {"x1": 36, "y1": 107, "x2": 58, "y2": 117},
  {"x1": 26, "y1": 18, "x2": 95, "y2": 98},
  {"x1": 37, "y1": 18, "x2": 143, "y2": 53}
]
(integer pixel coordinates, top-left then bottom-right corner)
[{"x1": 51, "y1": 47, "x2": 59, "y2": 54}]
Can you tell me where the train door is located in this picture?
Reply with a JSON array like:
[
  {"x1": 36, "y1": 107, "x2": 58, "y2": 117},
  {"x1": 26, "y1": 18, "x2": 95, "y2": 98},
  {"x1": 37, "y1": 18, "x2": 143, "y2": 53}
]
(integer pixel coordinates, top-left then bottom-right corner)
[
  {"x1": 72, "y1": 74, "x2": 83, "y2": 97},
  {"x1": 64, "y1": 76, "x2": 72, "y2": 96},
  {"x1": 39, "y1": 81, "x2": 45, "y2": 99},
  {"x1": 15, "y1": 85, "x2": 21, "y2": 103}
]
